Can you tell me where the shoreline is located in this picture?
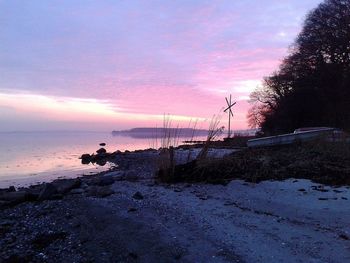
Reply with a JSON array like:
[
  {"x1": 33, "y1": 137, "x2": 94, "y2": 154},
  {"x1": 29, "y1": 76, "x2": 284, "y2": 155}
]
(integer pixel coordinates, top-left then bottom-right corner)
[{"x1": 1, "y1": 147, "x2": 350, "y2": 262}]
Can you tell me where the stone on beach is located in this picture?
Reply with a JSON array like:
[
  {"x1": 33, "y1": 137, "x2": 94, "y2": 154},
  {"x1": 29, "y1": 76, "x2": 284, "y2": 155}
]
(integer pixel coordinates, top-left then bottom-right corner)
[
  {"x1": 86, "y1": 186, "x2": 115, "y2": 198},
  {"x1": 0, "y1": 191, "x2": 27, "y2": 205},
  {"x1": 88, "y1": 176, "x2": 115, "y2": 187},
  {"x1": 52, "y1": 178, "x2": 81, "y2": 194},
  {"x1": 38, "y1": 183, "x2": 58, "y2": 201},
  {"x1": 132, "y1": 191, "x2": 144, "y2": 200},
  {"x1": 70, "y1": 188, "x2": 84, "y2": 195}
]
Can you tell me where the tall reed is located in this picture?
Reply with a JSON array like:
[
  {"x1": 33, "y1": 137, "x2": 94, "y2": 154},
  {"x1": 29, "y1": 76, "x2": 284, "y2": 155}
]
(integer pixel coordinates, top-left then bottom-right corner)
[
  {"x1": 197, "y1": 114, "x2": 224, "y2": 161},
  {"x1": 157, "y1": 115, "x2": 181, "y2": 182}
]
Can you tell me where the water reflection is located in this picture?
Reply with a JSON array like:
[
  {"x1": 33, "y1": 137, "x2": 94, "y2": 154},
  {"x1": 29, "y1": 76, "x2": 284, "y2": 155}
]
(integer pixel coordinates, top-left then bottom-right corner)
[{"x1": 0, "y1": 131, "x2": 207, "y2": 187}]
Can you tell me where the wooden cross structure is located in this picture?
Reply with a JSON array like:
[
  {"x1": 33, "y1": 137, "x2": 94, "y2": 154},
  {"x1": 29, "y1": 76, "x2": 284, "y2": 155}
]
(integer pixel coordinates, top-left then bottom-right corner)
[{"x1": 224, "y1": 95, "x2": 236, "y2": 138}]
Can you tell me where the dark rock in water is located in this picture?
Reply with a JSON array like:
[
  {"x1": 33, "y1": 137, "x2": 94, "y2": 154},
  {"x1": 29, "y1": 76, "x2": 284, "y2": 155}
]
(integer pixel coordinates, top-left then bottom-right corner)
[
  {"x1": 81, "y1": 154, "x2": 92, "y2": 164},
  {"x1": 52, "y1": 178, "x2": 81, "y2": 194},
  {"x1": 95, "y1": 158, "x2": 107, "y2": 166},
  {"x1": 38, "y1": 183, "x2": 58, "y2": 201},
  {"x1": 133, "y1": 191, "x2": 144, "y2": 200},
  {"x1": 99, "y1": 143, "x2": 106, "y2": 146},
  {"x1": 96, "y1": 148, "x2": 107, "y2": 154}
]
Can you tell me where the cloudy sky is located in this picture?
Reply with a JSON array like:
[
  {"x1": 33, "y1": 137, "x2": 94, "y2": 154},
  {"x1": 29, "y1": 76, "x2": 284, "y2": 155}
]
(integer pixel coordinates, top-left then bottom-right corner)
[{"x1": 0, "y1": 0, "x2": 321, "y2": 131}]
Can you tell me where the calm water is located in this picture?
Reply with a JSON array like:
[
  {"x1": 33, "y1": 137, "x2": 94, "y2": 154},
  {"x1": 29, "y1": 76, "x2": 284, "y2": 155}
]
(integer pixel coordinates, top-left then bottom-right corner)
[{"x1": 0, "y1": 131, "x2": 159, "y2": 188}]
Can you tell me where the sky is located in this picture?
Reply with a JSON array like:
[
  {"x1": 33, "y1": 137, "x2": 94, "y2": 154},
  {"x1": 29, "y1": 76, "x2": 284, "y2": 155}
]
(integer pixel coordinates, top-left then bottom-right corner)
[{"x1": 0, "y1": 0, "x2": 322, "y2": 132}]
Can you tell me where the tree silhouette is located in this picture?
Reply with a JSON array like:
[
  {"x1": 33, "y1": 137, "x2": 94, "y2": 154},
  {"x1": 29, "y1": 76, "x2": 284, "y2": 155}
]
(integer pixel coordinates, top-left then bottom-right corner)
[{"x1": 249, "y1": 0, "x2": 350, "y2": 135}]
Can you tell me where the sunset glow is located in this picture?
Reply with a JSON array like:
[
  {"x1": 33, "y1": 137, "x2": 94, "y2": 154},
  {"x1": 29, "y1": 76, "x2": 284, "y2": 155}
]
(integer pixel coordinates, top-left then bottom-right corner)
[{"x1": 0, "y1": 0, "x2": 322, "y2": 131}]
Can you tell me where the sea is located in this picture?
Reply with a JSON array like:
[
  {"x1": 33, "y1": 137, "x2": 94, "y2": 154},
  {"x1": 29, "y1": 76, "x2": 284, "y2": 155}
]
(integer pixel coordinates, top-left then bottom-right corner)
[{"x1": 0, "y1": 131, "x2": 166, "y2": 188}]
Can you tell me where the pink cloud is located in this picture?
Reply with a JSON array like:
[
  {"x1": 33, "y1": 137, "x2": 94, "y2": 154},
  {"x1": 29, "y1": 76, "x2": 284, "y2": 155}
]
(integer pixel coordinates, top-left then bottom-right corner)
[{"x1": 0, "y1": 0, "x2": 322, "y2": 131}]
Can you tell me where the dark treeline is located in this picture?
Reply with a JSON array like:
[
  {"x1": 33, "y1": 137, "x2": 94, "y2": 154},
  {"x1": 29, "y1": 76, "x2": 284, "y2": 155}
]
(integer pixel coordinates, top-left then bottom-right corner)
[{"x1": 248, "y1": 0, "x2": 350, "y2": 135}]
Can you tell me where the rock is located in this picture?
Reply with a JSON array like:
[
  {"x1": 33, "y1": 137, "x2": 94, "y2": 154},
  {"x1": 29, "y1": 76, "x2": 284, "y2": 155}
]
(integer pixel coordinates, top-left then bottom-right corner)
[
  {"x1": 38, "y1": 183, "x2": 58, "y2": 201},
  {"x1": 96, "y1": 148, "x2": 107, "y2": 154},
  {"x1": 128, "y1": 207, "x2": 137, "y2": 212},
  {"x1": 24, "y1": 190, "x2": 40, "y2": 201},
  {"x1": 333, "y1": 189, "x2": 343, "y2": 193},
  {"x1": 81, "y1": 154, "x2": 92, "y2": 164},
  {"x1": 52, "y1": 178, "x2": 81, "y2": 194},
  {"x1": 91, "y1": 176, "x2": 115, "y2": 186},
  {"x1": 70, "y1": 188, "x2": 84, "y2": 194},
  {"x1": 105, "y1": 171, "x2": 125, "y2": 181},
  {"x1": 0, "y1": 221, "x2": 12, "y2": 235},
  {"x1": 123, "y1": 171, "x2": 139, "y2": 182},
  {"x1": 133, "y1": 191, "x2": 144, "y2": 200},
  {"x1": 98, "y1": 176, "x2": 115, "y2": 186},
  {"x1": 86, "y1": 186, "x2": 114, "y2": 198},
  {"x1": 95, "y1": 158, "x2": 107, "y2": 166},
  {"x1": 0, "y1": 200, "x2": 10, "y2": 208},
  {"x1": 339, "y1": 234, "x2": 349, "y2": 240},
  {"x1": 97, "y1": 187, "x2": 114, "y2": 198},
  {"x1": 24, "y1": 185, "x2": 43, "y2": 201},
  {"x1": 128, "y1": 252, "x2": 138, "y2": 259},
  {"x1": 0, "y1": 219, "x2": 15, "y2": 227},
  {"x1": 5, "y1": 253, "x2": 33, "y2": 263},
  {"x1": 81, "y1": 182, "x2": 89, "y2": 189},
  {"x1": 32, "y1": 232, "x2": 67, "y2": 248},
  {"x1": 99, "y1": 143, "x2": 106, "y2": 146},
  {"x1": 0, "y1": 191, "x2": 27, "y2": 205},
  {"x1": 8, "y1": 186, "x2": 16, "y2": 192}
]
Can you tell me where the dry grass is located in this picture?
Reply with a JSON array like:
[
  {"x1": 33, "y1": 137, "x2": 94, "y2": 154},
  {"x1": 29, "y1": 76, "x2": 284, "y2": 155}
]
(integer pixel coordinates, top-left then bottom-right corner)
[
  {"x1": 197, "y1": 114, "x2": 224, "y2": 161},
  {"x1": 169, "y1": 141, "x2": 350, "y2": 186},
  {"x1": 157, "y1": 114, "x2": 225, "y2": 183},
  {"x1": 156, "y1": 115, "x2": 182, "y2": 182}
]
